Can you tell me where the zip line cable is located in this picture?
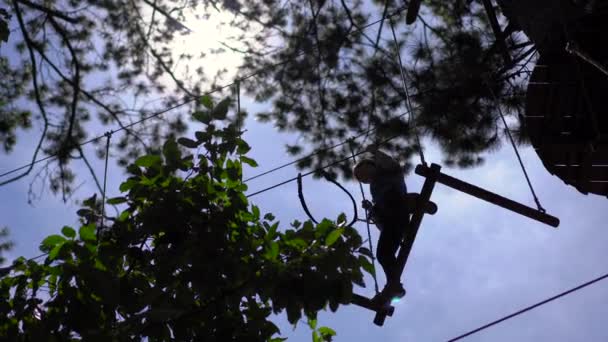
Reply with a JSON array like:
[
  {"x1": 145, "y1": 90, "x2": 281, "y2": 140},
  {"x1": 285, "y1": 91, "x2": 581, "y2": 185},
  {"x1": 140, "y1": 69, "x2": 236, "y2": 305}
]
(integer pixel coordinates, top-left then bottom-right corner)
[
  {"x1": 244, "y1": 110, "x2": 410, "y2": 183},
  {"x1": 486, "y1": 85, "x2": 545, "y2": 212},
  {"x1": 0, "y1": 5, "x2": 410, "y2": 183},
  {"x1": 446, "y1": 270, "x2": 608, "y2": 342},
  {"x1": 246, "y1": 134, "x2": 399, "y2": 198}
]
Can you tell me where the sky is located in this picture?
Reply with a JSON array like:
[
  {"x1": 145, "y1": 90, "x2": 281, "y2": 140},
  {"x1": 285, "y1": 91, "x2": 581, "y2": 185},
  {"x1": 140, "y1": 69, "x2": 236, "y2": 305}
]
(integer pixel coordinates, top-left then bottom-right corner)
[{"x1": 1, "y1": 3, "x2": 608, "y2": 342}]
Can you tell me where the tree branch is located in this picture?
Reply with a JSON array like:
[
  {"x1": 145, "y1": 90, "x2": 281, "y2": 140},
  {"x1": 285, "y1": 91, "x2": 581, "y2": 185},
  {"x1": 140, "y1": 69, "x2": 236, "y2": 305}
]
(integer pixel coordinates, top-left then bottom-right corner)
[
  {"x1": 16, "y1": 0, "x2": 79, "y2": 24},
  {"x1": 1, "y1": 0, "x2": 49, "y2": 187}
]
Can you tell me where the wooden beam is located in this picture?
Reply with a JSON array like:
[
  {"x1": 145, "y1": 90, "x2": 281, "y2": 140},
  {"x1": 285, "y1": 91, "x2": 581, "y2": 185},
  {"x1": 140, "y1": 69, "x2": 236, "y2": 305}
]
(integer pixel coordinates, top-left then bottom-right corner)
[
  {"x1": 415, "y1": 164, "x2": 560, "y2": 228},
  {"x1": 351, "y1": 293, "x2": 394, "y2": 316}
]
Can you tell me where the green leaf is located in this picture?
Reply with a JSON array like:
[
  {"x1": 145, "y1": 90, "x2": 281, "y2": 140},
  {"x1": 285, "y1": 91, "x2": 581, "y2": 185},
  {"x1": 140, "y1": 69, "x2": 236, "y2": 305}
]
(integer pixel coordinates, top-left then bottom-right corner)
[
  {"x1": 163, "y1": 138, "x2": 181, "y2": 166},
  {"x1": 240, "y1": 155, "x2": 258, "y2": 167},
  {"x1": 79, "y1": 224, "x2": 96, "y2": 242},
  {"x1": 107, "y1": 197, "x2": 127, "y2": 205},
  {"x1": 77, "y1": 208, "x2": 93, "y2": 217},
  {"x1": 48, "y1": 243, "x2": 63, "y2": 261},
  {"x1": 126, "y1": 164, "x2": 142, "y2": 176},
  {"x1": 118, "y1": 210, "x2": 130, "y2": 222},
  {"x1": 265, "y1": 241, "x2": 279, "y2": 261},
  {"x1": 325, "y1": 228, "x2": 344, "y2": 247},
  {"x1": 40, "y1": 235, "x2": 66, "y2": 252},
  {"x1": 119, "y1": 179, "x2": 137, "y2": 192},
  {"x1": 251, "y1": 205, "x2": 260, "y2": 220},
  {"x1": 199, "y1": 95, "x2": 213, "y2": 109},
  {"x1": 135, "y1": 154, "x2": 162, "y2": 168},
  {"x1": 312, "y1": 331, "x2": 320, "y2": 342},
  {"x1": 195, "y1": 131, "x2": 209, "y2": 142},
  {"x1": 318, "y1": 327, "x2": 336, "y2": 338},
  {"x1": 212, "y1": 98, "x2": 231, "y2": 119},
  {"x1": 193, "y1": 111, "x2": 211, "y2": 124},
  {"x1": 358, "y1": 255, "x2": 375, "y2": 276},
  {"x1": 358, "y1": 247, "x2": 374, "y2": 258},
  {"x1": 308, "y1": 318, "x2": 317, "y2": 329},
  {"x1": 264, "y1": 213, "x2": 275, "y2": 221},
  {"x1": 177, "y1": 137, "x2": 199, "y2": 149},
  {"x1": 61, "y1": 226, "x2": 76, "y2": 238}
]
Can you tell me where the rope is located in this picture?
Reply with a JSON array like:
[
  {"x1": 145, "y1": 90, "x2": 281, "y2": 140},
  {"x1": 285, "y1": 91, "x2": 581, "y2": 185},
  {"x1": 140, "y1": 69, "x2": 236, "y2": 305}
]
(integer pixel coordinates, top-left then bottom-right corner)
[
  {"x1": 297, "y1": 173, "x2": 319, "y2": 224},
  {"x1": 321, "y1": 170, "x2": 359, "y2": 228},
  {"x1": 350, "y1": 144, "x2": 380, "y2": 295},
  {"x1": 486, "y1": 86, "x2": 546, "y2": 213},
  {"x1": 99, "y1": 131, "x2": 112, "y2": 238},
  {"x1": 447, "y1": 270, "x2": 608, "y2": 341},
  {"x1": 296, "y1": 171, "x2": 359, "y2": 228},
  {"x1": 388, "y1": 17, "x2": 427, "y2": 166}
]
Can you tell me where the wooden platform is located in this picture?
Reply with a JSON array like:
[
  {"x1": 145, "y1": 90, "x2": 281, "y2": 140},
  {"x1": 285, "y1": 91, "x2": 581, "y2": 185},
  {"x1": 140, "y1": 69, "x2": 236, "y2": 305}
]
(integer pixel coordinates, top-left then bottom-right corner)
[{"x1": 524, "y1": 53, "x2": 608, "y2": 197}]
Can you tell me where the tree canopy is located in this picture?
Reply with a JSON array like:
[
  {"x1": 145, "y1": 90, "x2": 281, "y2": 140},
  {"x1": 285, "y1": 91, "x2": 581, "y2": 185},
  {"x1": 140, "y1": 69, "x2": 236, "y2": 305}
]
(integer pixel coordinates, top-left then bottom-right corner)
[
  {"x1": 0, "y1": 97, "x2": 373, "y2": 340},
  {"x1": 0, "y1": 0, "x2": 535, "y2": 199}
]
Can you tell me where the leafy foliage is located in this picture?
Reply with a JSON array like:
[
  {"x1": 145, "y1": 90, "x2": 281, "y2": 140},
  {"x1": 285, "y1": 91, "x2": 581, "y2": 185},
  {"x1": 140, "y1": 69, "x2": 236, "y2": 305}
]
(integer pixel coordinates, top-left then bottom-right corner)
[
  {"x1": 0, "y1": 98, "x2": 369, "y2": 341},
  {"x1": 0, "y1": 227, "x2": 12, "y2": 266},
  {"x1": 0, "y1": 0, "x2": 534, "y2": 198}
]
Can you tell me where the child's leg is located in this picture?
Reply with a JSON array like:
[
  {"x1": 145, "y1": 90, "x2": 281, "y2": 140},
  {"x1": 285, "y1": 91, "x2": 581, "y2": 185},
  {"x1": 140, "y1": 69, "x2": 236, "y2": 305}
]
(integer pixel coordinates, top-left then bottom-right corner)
[{"x1": 376, "y1": 224, "x2": 403, "y2": 285}]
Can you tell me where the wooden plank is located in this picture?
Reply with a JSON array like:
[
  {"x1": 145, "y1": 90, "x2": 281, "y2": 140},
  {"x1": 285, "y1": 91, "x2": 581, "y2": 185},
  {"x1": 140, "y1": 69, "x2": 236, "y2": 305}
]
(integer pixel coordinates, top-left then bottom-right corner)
[
  {"x1": 351, "y1": 293, "x2": 394, "y2": 316},
  {"x1": 415, "y1": 164, "x2": 560, "y2": 228}
]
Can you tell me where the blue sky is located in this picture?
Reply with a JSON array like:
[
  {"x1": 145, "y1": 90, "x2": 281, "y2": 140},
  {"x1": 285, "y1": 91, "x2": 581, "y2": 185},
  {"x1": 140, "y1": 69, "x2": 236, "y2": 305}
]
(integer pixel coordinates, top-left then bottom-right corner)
[
  {"x1": 2, "y1": 94, "x2": 607, "y2": 341},
  {"x1": 2, "y1": 4, "x2": 608, "y2": 341}
]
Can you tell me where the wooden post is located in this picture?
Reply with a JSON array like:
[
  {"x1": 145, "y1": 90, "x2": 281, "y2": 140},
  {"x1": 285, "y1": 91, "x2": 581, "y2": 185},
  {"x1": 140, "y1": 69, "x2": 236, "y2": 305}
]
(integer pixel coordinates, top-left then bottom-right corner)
[{"x1": 415, "y1": 164, "x2": 560, "y2": 228}]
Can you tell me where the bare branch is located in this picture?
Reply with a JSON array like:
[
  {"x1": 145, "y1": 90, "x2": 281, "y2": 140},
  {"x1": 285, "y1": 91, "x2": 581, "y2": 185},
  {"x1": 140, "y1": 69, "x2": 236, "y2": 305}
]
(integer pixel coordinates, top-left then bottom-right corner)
[
  {"x1": 1, "y1": 0, "x2": 49, "y2": 187},
  {"x1": 16, "y1": 0, "x2": 79, "y2": 24}
]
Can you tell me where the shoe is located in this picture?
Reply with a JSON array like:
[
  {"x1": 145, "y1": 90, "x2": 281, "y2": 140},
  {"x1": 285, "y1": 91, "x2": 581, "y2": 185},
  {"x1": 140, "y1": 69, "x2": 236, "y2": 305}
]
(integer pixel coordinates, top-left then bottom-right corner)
[{"x1": 386, "y1": 282, "x2": 406, "y2": 299}]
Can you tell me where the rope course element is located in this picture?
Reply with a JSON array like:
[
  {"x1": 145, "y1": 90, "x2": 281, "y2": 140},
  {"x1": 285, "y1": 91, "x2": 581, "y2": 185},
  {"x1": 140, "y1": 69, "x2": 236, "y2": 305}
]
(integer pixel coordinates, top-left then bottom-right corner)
[
  {"x1": 297, "y1": 171, "x2": 359, "y2": 228},
  {"x1": 388, "y1": 17, "x2": 427, "y2": 166},
  {"x1": 0, "y1": 5, "x2": 411, "y2": 184},
  {"x1": 487, "y1": 85, "x2": 546, "y2": 212},
  {"x1": 447, "y1": 271, "x2": 608, "y2": 342},
  {"x1": 350, "y1": 143, "x2": 380, "y2": 295}
]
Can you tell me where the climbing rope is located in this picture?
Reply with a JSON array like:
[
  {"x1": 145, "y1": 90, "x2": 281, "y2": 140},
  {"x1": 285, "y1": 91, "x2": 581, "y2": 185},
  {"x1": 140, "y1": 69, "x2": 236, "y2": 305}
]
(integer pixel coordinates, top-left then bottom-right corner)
[
  {"x1": 100, "y1": 131, "x2": 112, "y2": 238},
  {"x1": 389, "y1": 17, "x2": 427, "y2": 167},
  {"x1": 350, "y1": 143, "x2": 380, "y2": 295},
  {"x1": 487, "y1": 86, "x2": 546, "y2": 212}
]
